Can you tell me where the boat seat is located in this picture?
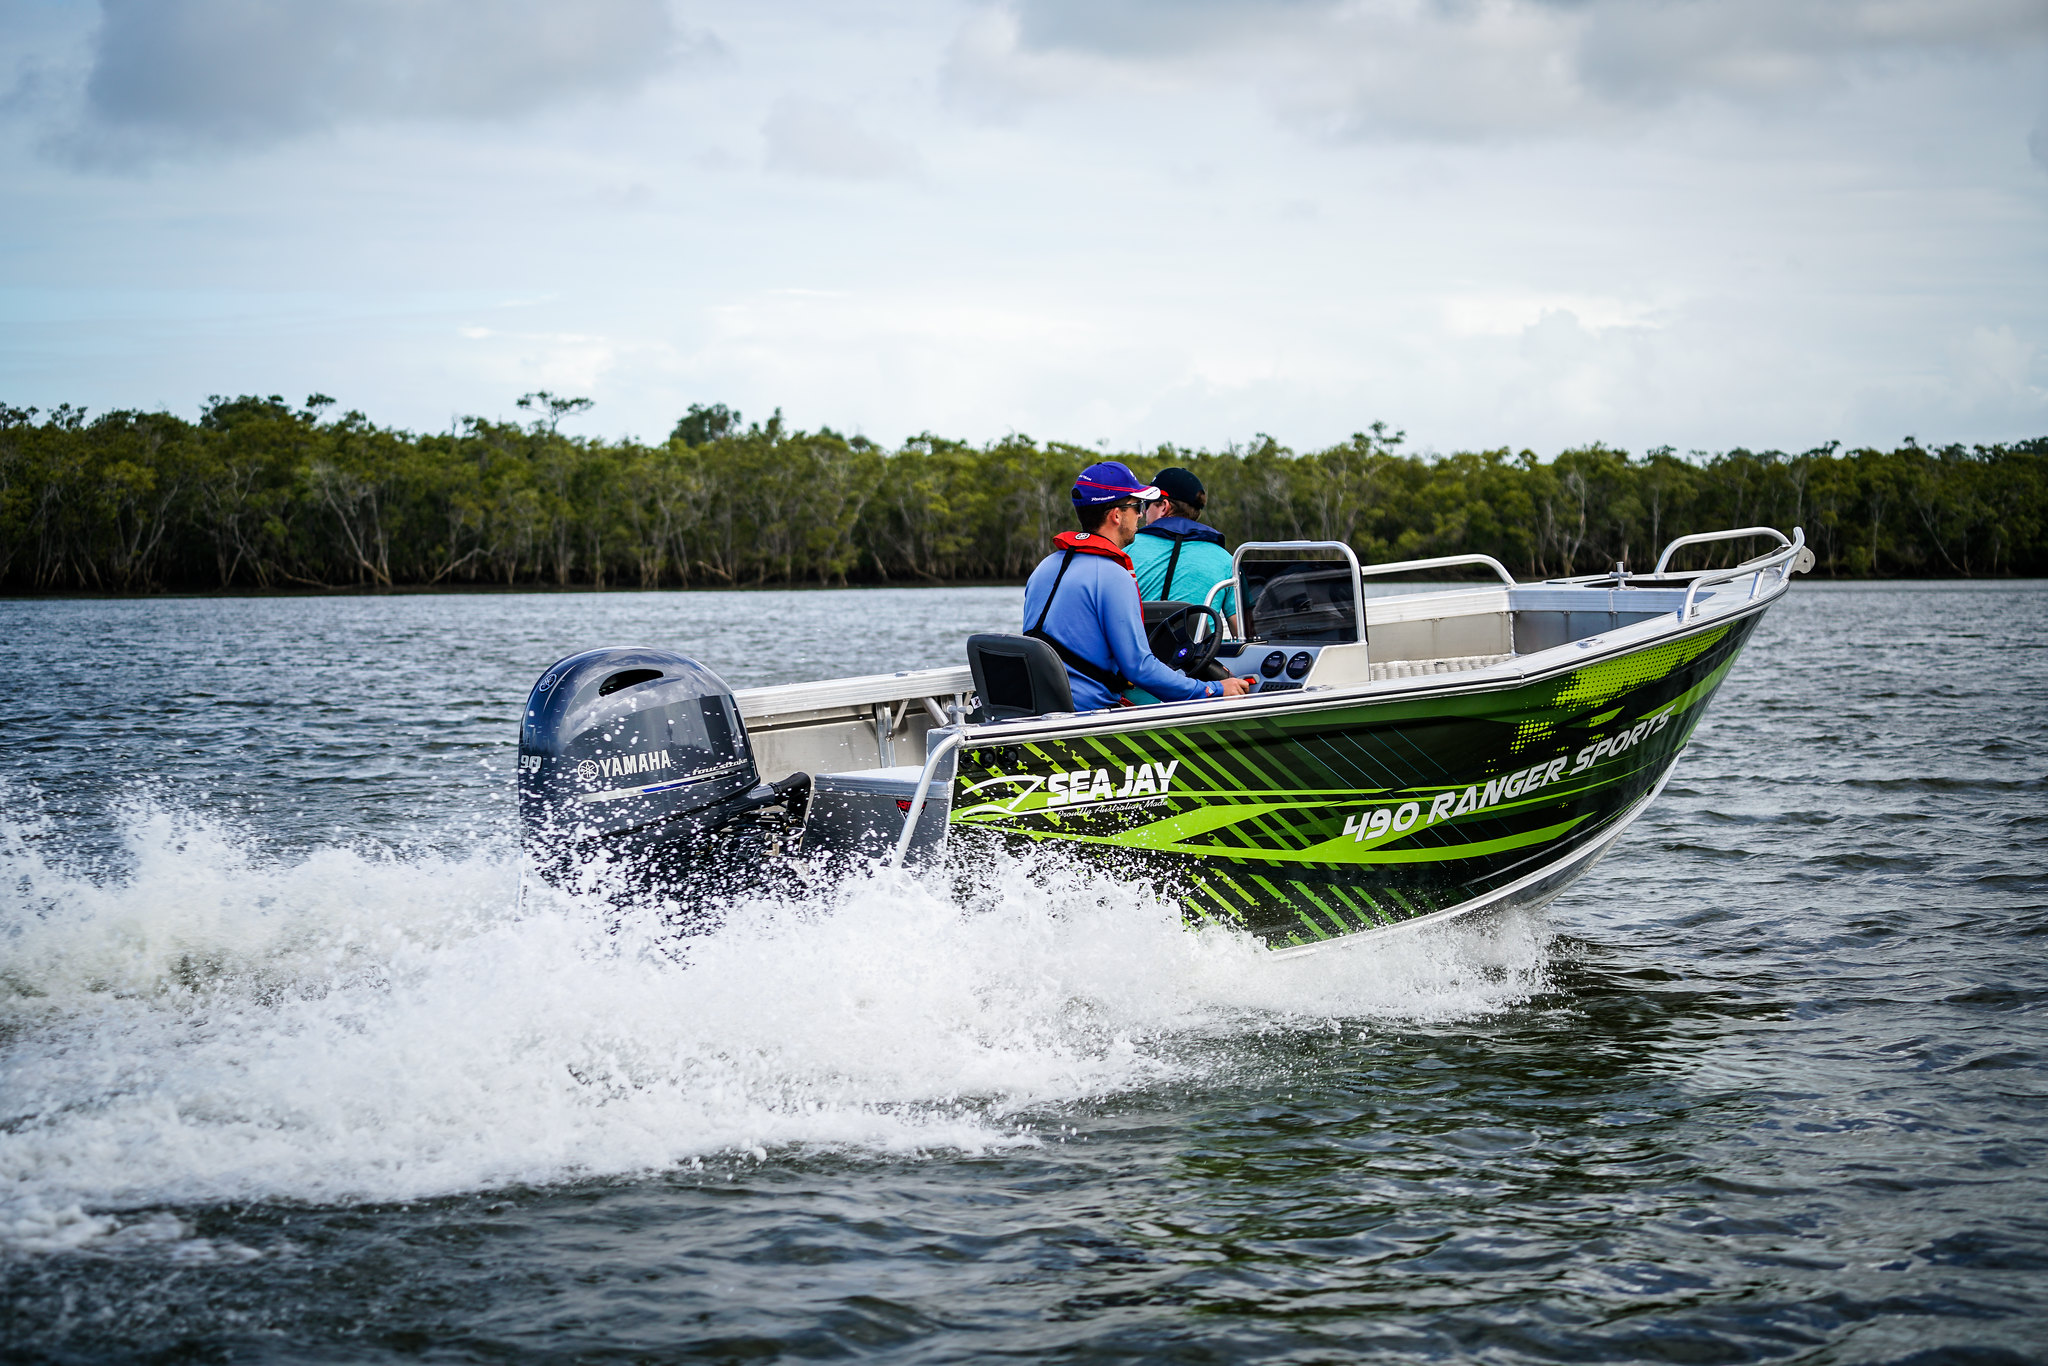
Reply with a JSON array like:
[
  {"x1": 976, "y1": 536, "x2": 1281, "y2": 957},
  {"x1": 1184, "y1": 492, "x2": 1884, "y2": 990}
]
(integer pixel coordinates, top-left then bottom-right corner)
[{"x1": 965, "y1": 633, "x2": 1074, "y2": 720}]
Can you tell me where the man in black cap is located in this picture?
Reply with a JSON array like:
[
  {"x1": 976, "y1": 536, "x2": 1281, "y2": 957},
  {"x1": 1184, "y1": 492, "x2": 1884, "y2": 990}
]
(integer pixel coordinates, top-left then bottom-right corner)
[{"x1": 1129, "y1": 466, "x2": 1239, "y2": 633}]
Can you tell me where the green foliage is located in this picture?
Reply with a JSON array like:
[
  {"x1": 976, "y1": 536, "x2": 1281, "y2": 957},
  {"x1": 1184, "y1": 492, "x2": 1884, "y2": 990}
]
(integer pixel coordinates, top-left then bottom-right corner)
[
  {"x1": 0, "y1": 396, "x2": 2040, "y2": 591},
  {"x1": 670, "y1": 403, "x2": 741, "y2": 447}
]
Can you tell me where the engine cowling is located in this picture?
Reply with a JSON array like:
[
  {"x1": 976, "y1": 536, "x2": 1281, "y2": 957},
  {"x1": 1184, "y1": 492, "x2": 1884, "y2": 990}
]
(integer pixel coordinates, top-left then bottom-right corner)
[{"x1": 518, "y1": 648, "x2": 761, "y2": 877}]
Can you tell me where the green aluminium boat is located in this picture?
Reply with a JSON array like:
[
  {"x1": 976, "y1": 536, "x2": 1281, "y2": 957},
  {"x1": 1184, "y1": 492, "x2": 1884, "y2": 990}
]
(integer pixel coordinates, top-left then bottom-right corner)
[{"x1": 518, "y1": 526, "x2": 1813, "y2": 954}]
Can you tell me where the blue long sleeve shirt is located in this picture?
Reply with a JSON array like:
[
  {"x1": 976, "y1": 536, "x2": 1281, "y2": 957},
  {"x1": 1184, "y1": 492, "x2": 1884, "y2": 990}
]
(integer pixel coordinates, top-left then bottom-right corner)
[{"x1": 1021, "y1": 548, "x2": 1223, "y2": 711}]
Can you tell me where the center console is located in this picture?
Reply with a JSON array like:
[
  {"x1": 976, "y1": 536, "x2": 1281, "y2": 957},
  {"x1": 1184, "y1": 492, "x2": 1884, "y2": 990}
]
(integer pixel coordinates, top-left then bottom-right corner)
[{"x1": 1213, "y1": 641, "x2": 1327, "y2": 693}]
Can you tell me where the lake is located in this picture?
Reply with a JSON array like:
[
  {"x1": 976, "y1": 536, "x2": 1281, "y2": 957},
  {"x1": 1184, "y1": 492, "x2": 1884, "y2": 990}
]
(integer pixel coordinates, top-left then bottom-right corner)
[{"x1": 3, "y1": 582, "x2": 2044, "y2": 1363}]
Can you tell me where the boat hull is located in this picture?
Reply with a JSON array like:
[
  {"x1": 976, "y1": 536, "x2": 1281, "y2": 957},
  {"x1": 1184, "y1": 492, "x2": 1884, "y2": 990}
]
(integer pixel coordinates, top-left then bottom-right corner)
[{"x1": 948, "y1": 612, "x2": 1764, "y2": 950}]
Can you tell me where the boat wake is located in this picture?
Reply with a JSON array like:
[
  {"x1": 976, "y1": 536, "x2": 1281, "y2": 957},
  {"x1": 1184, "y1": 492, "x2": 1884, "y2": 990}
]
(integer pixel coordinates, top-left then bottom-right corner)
[{"x1": 0, "y1": 794, "x2": 1551, "y2": 1255}]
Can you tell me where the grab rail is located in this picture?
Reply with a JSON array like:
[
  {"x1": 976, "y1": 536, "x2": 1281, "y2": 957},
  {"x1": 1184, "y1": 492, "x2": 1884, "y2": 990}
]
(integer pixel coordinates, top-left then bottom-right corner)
[
  {"x1": 1358, "y1": 553, "x2": 1517, "y2": 587},
  {"x1": 890, "y1": 728, "x2": 966, "y2": 869},
  {"x1": 1654, "y1": 526, "x2": 1792, "y2": 575},
  {"x1": 1678, "y1": 527, "x2": 1809, "y2": 621}
]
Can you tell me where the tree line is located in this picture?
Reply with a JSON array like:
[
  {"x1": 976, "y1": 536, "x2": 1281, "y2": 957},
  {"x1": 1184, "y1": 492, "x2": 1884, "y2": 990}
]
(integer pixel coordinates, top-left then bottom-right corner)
[{"x1": 1, "y1": 393, "x2": 2041, "y2": 593}]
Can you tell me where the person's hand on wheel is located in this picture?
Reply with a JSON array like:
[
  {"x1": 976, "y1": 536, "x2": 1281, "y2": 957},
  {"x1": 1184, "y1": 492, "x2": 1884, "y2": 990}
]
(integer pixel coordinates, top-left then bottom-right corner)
[{"x1": 1218, "y1": 675, "x2": 1255, "y2": 698}]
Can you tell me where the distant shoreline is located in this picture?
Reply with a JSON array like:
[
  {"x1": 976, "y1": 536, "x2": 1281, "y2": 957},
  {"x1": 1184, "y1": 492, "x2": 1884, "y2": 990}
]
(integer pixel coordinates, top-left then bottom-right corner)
[
  {"x1": 5, "y1": 398, "x2": 2041, "y2": 591},
  {"x1": 6, "y1": 575, "x2": 2042, "y2": 604}
]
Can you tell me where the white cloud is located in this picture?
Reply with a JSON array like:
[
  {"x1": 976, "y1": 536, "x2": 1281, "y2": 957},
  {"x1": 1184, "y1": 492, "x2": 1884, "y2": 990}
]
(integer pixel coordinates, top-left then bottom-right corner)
[
  {"x1": 762, "y1": 95, "x2": 921, "y2": 181},
  {"x1": 940, "y1": 6, "x2": 1044, "y2": 123},
  {"x1": 1442, "y1": 293, "x2": 1667, "y2": 339},
  {"x1": 695, "y1": 287, "x2": 1100, "y2": 431},
  {"x1": 939, "y1": 5, "x2": 1148, "y2": 123},
  {"x1": 458, "y1": 325, "x2": 623, "y2": 398},
  {"x1": 1952, "y1": 324, "x2": 2042, "y2": 407}
]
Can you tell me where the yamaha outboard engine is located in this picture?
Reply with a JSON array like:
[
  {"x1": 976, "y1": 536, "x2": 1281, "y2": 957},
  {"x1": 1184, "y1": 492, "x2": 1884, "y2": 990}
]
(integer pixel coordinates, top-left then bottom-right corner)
[{"x1": 518, "y1": 648, "x2": 803, "y2": 896}]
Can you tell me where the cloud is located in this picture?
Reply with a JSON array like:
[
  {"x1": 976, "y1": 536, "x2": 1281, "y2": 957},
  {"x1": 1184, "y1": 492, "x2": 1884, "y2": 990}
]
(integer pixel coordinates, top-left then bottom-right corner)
[
  {"x1": 1442, "y1": 293, "x2": 1666, "y2": 339},
  {"x1": 762, "y1": 96, "x2": 921, "y2": 180},
  {"x1": 940, "y1": 7, "x2": 1045, "y2": 123},
  {"x1": 1951, "y1": 323, "x2": 2042, "y2": 407},
  {"x1": 1561, "y1": 0, "x2": 2048, "y2": 104},
  {"x1": 961, "y1": 0, "x2": 2048, "y2": 139},
  {"x1": 459, "y1": 324, "x2": 622, "y2": 396},
  {"x1": 1010, "y1": 0, "x2": 1323, "y2": 59},
  {"x1": 54, "y1": 0, "x2": 687, "y2": 156}
]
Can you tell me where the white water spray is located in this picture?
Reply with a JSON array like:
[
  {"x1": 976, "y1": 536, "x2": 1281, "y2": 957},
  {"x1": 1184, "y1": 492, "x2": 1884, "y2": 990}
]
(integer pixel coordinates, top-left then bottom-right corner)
[{"x1": 0, "y1": 800, "x2": 1550, "y2": 1254}]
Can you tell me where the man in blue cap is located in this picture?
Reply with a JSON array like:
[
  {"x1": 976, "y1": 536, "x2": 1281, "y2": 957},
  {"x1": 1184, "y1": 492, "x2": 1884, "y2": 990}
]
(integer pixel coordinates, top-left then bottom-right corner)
[
  {"x1": 1021, "y1": 461, "x2": 1255, "y2": 711},
  {"x1": 1129, "y1": 466, "x2": 1239, "y2": 633}
]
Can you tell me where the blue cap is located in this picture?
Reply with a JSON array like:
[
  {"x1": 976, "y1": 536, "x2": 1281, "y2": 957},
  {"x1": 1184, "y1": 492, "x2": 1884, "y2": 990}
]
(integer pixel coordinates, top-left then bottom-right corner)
[{"x1": 1071, "y1": 461, "x2": 1164, "y2": 507}]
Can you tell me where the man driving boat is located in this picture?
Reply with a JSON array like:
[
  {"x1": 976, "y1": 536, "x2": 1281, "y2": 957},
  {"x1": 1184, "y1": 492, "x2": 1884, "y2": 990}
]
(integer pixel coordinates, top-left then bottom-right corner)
[
  {"x1": 1022, "y1": 462, "x2": 1256, "y2": 711},
  {"x1": 1130, "y1": 466, "x2": 1241, "y2": 635}
]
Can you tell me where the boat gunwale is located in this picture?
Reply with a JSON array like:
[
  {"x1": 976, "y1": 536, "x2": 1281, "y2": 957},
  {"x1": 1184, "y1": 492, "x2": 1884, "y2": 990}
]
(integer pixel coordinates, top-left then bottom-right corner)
[
  {"x1": 726, "y1": 533, "x2": 1803, "y2": 738},
  {"x1": 944, "y1": 570, "x2": 1792, "y2": 750}
]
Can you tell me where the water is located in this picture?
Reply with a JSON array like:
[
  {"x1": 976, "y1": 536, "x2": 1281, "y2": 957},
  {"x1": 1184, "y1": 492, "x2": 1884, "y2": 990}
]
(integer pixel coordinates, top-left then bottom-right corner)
[{"x1": 2, "y1": 583, "x2": 2044, "y2": 1363}]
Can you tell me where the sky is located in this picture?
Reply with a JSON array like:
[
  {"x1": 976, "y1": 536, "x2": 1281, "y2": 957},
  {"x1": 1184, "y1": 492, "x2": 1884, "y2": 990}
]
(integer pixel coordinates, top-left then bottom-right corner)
[{"x1": 1, "y1": 0, "x2": 2044, "y2": 457}]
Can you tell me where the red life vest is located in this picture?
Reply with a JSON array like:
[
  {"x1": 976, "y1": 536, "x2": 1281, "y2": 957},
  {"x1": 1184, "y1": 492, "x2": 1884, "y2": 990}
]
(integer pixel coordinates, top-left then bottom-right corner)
[
  {"x1": 1051, "y1": 531, "x2": 1137, "y2": 580},
  {"x1": 1030, "y1": 532, "x2": 1143, "y2": 697}
]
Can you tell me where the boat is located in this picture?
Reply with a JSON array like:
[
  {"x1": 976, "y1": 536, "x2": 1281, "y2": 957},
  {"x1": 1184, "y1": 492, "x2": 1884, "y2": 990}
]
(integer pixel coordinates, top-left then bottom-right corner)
[{"x1": 518, "y1": 526, "x2": 1813, "y2": 953}]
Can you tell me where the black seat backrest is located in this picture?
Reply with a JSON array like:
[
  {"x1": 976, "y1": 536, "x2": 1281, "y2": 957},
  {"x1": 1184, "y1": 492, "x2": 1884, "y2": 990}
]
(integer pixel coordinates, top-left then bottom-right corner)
[{"x1": 965, "y1": 633, "x2": 1075, "y2": 720}]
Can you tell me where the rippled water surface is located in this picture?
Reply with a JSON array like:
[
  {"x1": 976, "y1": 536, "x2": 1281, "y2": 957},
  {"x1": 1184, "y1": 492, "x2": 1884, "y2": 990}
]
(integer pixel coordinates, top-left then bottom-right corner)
[{"x1": 3, "y1": 583, "x2": 2044, "y2": 1364}]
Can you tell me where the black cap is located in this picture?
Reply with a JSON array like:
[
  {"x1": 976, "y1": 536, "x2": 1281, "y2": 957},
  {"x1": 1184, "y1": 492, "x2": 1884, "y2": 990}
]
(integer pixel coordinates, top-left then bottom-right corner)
[{"x1": 1152, "y1": 467, "x2": 1205, "y2": 505}]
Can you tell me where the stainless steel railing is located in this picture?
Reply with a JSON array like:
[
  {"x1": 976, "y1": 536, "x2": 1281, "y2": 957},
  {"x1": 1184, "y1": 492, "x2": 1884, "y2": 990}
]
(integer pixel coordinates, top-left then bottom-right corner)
[{"x1": 1676, "y1": 527, "x2": 1811, "y2": 620}]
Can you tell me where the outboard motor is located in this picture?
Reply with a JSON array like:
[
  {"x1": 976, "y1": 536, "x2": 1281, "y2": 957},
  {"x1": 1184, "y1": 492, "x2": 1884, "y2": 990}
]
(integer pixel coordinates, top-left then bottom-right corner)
[{"x1": 518, "y1": 648, "x2": 802, "y2": 894}]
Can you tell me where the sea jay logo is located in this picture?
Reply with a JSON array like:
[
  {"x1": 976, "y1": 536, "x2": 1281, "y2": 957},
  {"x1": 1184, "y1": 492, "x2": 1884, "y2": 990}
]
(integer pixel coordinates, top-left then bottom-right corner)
[
  {"x1": 1045, "y1": 760, "x2": 1179, "y2": 809},
  {"x1": 955, "y1": 759, "x2": 1183, "y2": 818}
]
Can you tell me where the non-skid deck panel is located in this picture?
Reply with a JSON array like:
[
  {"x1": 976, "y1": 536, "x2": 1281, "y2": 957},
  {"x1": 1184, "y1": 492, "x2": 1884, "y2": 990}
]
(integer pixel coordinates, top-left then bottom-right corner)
[{"x1": 1367, "y1": 652, "x2": 1512, "y2": 681}]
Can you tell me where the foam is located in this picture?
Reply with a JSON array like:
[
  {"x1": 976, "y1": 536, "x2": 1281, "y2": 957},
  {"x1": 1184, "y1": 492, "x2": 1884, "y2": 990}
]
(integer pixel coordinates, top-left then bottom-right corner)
[{"x1": 0, "y1": 799, "x2": 1549, "y2": 1254}]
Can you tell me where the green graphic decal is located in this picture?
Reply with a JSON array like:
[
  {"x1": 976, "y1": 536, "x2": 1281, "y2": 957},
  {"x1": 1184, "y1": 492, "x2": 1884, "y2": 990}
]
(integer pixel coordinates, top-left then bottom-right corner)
[{"x1": 951, "y1": 616, "x2": 1761, "y2": 947}]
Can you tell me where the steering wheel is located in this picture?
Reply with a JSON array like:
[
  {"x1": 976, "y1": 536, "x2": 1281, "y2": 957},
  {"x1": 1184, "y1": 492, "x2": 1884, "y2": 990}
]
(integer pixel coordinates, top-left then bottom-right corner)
[{"x1": 1146, "y1": 603, "x2": 1225, "y2": 676}]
